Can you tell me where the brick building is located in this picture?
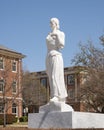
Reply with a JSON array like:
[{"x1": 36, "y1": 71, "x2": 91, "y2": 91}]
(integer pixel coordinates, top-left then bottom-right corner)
[
  {"x1": 30, "y1": 66, "x2": 86, "y2": 112},
  {"x1": 0, "y1": 45, "x2": 25, "y2": 118}
]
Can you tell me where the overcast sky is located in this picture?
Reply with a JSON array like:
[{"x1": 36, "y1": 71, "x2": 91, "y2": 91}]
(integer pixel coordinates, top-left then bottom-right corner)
[{"x1": 0, "y1": 0, "x2": 104, "y2": 72}]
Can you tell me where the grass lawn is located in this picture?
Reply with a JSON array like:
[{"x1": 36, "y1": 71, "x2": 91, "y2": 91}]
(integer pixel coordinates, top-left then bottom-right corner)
[
  {"x1": 13, "y1": 122, "x2": 28, "y2": 125},
  {"x1": 0, "y1": 122, "x2": 28, "y2": 127},
  {"x1": 9, "y1": 122, "x2": 28, "y2": 127}
]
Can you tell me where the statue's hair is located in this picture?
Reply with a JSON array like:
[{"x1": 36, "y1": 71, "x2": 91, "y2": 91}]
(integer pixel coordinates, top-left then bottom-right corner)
[{"x1": 50, "y1": 17, "x2": 60, "y2": 29}]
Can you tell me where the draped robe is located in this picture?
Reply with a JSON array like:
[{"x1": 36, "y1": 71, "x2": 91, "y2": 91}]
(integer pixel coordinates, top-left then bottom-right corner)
[{"x1": 46, "y1": 30, "x2": 68, "y2": 99}]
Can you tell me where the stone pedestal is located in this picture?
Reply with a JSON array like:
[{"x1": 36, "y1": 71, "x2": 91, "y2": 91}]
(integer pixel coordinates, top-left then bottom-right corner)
[
  {"x1": 28, "y1": 111, "x2": 104, "y2": 128},
  {"x1": 28, "y1": 102, "x2": 104, "y2": 128}
]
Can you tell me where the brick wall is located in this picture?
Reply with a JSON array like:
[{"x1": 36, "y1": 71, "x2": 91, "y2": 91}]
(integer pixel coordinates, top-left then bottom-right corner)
[{"x1": 0, "y1": 56, "x2": 23, "y2": 118}]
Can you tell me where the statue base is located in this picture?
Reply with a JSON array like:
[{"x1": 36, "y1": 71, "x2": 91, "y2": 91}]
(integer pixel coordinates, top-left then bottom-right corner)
[
  {"x1": 28, "y1": 111, "x2": 104, "y2": 128},
  {"x1": 28, "y1": 102, "x2": 104, "y2": 128},
  {"x1": 39, "y1": 101, "x2": 74, "y2": 112}
]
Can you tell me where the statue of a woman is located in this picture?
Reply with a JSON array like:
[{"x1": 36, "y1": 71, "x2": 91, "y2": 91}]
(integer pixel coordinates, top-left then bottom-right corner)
[{"x1": 46, "y1": 18, "x2": 68, "y2": 103}]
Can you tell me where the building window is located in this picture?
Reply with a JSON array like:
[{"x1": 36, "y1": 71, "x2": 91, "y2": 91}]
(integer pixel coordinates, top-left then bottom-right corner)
[
  {"x1": 68, "y1": 89, "x2": 75, "y2": 99},
  {"x1": 67, "y1": 74, "x2": 75, "y2": 85},
  {"x1": 0, "y1": 103, "x2": 4, "y2": 113},
  {"x1": 0, "y1": 58, "x2": 4, "y2": 70},
  {"x1": 12, "y1": 103, "x2": 17, "y2": 115},
  {"x1": 40, "y1": 78, "x2": 47, "y2": 87},
  {"x1": 0, "y1": 79, "x2": 4, "y2": 92},
  {"x1": 12, "y1": 81, "x2": 17, "y2": 93},
  {"x1": 12, "y1": 60, "x2": 17, "y2": 72}
]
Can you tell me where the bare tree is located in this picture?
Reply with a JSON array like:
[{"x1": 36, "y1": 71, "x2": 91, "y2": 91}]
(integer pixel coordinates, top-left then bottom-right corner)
[
  {"x1": 22, "y1": 71, "x2": 39, "y2": 107},
  {"x1": 72, "y1": 37, "x2": 104, "y2": 113},
  {"x1": 100, "y1": 35, "x2": 104, "y2": 46},
  {"x1": 22, "y1": 71, "x2": 47, "y2": 113}
]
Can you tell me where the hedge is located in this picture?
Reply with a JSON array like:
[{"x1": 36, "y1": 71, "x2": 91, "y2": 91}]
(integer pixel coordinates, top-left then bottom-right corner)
[
  {"x1": 0, "y1": 114, "x2": 16, "y2": 125},
  {"x1": 19, "y1": 116, "x2": 28, "y2": 122}
]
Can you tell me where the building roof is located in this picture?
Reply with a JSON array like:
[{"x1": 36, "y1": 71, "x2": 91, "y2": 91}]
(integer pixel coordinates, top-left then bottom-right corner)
[{"x1": 0, "y1": 44, "x2": 26, "y2": 59}]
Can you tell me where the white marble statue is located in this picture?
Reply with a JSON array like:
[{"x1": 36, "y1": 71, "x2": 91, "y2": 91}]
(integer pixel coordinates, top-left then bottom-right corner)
[{"x1": 46, "y1": 18, "x2": 68, "y2": 103}]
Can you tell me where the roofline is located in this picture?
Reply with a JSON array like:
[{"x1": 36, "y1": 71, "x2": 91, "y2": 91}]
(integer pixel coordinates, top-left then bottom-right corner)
[{"x1": 0, "y1": 46, "x2": 26, "y2": 59}]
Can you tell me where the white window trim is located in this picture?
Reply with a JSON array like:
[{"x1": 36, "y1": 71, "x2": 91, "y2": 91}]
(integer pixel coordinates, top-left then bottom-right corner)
[
  {"x1": 12, "y1": 60, "x2": 17, "y2": 72},
  {"x1": 12, "y1": 80, "x2": 17, "y2": 94},
  {"x1": 12, "y1": 103, "x2": 18, "y2": 116},
  {"x1": 0, "y1": 104, "x2": 4, "y2": 113},
  {"x1": 68, "y1": 89, "x2": 75, "y2": 99},
  {"x1": 67, "y1": 74, "x2": 75, "y2": 85},
  {"x1": 0, "y1": 57, "x2": 4, "y2": 70},
  {"x1": 0, "y1": 79, "x2": 4, "y2": 93}
]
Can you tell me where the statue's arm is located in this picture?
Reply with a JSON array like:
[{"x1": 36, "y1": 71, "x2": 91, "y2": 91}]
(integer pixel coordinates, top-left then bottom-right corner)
[{"x1": 56, "y1": 31, "x2": 65, "y2": 49}]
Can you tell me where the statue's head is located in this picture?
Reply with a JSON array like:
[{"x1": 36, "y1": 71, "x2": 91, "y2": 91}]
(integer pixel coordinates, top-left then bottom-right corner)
[{"x1": 50, "y1": 17, "x2": 60, "y2": 29}]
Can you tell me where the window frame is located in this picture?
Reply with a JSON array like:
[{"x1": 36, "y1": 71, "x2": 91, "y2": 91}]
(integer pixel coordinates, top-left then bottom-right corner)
[
  {"x1": 12, "y1": 103, "x2": 17, "y2": 115},
  {"x1": 0, "y1": 79, "x2": 4, "y2": 93},
  {"x1": 68, "y1": 89, "x2": 75, "y2": 99},
  {"x1": 0, "y1": 103, "x2": 4, "y2": 113},
  {"x1": 67, "y1": 74, "x2": 75, "y2": 86},
  {"x1": 40, "y1": 78, "x2": 47, "y2": 87},
  {"x1": 12, "y1": 81, "x2": 17, "y2": 94},
  {"x1": 0, "y1": 57, "x2": 4, "y2": 70},
  {"x1": 12, "y1": 60, "x2": 17, "y2": 72}
]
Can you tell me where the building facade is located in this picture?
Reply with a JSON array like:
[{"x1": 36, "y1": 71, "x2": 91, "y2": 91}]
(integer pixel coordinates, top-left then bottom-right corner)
[
  {"x1": 0, "y1": 45, "x2": 25, "y2": 118},
  {"x1": 30, "y1": 66, "x2": 86, "y2": 112}
]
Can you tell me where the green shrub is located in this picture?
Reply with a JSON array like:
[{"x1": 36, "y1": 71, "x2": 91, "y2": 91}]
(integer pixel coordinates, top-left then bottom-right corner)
[
  {"x1": 19, "y1": 116, "x2": 28, "y2": 122},
  {"x1": 0, "y1": 118, "x2": 3, "y2": 125},
  {"x1": 19, "y1": 117, "x2": 23, "y2": 122},
  {"x1": 13, "y1": 117, "x2": 18, "y2": 123}
]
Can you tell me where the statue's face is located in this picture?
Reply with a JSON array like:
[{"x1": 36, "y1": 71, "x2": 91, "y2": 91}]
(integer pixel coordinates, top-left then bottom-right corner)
[{"x1": 50, "y1": 20, "x2": 56, "y2": 30}]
